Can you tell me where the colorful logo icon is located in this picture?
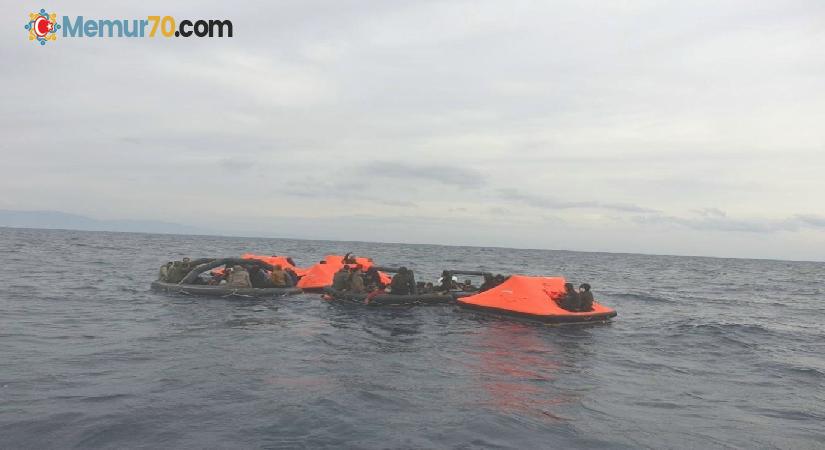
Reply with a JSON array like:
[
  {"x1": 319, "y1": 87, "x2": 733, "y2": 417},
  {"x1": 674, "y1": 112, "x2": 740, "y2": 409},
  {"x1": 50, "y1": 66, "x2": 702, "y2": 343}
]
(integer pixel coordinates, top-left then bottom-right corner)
[{"x1": 25, "y1": 9, "x2": 60, "y2": 45}]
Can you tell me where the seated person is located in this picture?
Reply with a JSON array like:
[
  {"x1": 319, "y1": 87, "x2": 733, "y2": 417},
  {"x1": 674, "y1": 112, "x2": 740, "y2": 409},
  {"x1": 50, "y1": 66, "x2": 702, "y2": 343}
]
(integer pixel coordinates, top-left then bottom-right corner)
[
  {"x1": 364, "y1": 267, "x2": 385, "y2": 291},
  {"x1": 436, "y1": 270, "x2": 458, "y2": 292},
  {"x1": 349, "y1": 266, "x2": 365, "y2": 293},
  {"x1": 479, "y1": 273, "x2": 496, "y2": 291},
  {"x1": 556, "y1": 283, "x2": 581, "y2": 311},
  {"x1": 424, "y1": 282, "x2": 434, "y2": 293},
  {"x1": 249, "y1": 266, "x2": 273, "y2": 288},
  {"x1": 269, "y1": 264, "x2": 289, "y2": 287},
  {"x1": 226, "y1": 265, "x2": 252, "y2": 288},
  {"x1": 389, "y1": 267, "x2": 415, "y2": 295},
  {"x1": 332, "y1": 266, "x2": 351, "y2": 291},
  {"x1": 461, "y1": 279, "x2": 476, "y2": 291},
  {"x1": 578, "y1": 283, "x2": 594, "y2": 312}
]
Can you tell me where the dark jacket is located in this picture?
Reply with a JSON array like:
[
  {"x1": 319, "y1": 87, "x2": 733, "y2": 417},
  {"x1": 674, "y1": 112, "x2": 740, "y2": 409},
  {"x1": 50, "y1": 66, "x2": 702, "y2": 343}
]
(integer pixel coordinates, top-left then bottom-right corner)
[
  {"x1": 390, "y1": 271, "x2": 416, "y2": 295},
  {"x1": 579, "y1": 290, "x2": 594, "y2": 312}
]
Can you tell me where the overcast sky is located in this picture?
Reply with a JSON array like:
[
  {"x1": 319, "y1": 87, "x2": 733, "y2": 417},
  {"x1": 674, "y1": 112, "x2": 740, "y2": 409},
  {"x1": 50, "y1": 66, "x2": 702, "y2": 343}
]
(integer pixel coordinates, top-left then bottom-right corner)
[{"x1": 3, "y1": 1, "x2": 825, "y2": 260}]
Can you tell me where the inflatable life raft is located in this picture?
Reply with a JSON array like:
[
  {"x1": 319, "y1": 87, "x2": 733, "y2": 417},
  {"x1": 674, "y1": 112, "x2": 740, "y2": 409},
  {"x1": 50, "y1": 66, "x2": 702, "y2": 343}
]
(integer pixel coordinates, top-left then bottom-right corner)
[
  {"x1": 322, "y1": 287, "x2": 455, "y2": 306},
  {"x1": 151, "y1": 257, "x2": 302, "y2": 298},
  {"x1": 296, "y1": 255, "x2": 391, "y2": 291},
  {"x1": 457, "y1": 275, "x2": 616, "y2": 323}
]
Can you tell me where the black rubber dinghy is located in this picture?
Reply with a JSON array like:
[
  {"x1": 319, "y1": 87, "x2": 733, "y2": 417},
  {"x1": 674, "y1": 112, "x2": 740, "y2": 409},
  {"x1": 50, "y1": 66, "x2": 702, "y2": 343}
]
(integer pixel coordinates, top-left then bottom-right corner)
[
  {"x1": 151, "y1": 257, "x2": 302, "y2": 298},
  {"x1": 322, "y1": 287, "x2": 455, "y2": 306}
]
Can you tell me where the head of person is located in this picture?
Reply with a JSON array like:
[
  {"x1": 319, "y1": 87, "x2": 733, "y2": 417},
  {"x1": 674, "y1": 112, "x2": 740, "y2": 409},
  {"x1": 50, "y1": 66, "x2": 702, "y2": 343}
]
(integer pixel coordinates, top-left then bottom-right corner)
[
  {"x1": 353, "y1": 264, "x2": 363, "y2": 273},
  {"x1": 399, "y1": 266, "x2": 408, "y2": 274},
  {"x1": 564, "y1": 282, "x2": 575, "y2": 293},
  {"x1": 441, "y1": 270, "x2": 451, "y2": 278},
  {"x1": 425, "y1": 282, "x2": 433, "y2": 288},
  {"x1": 464, "y1": 279, "x2": 472, "y2": 286},
  {"x1": 273, "y1": 264, "x2": 282, "y2": 271},
  {"x1": 579, "y1": 283, "x2": 591, "y2": 292},
  {"x1": 182, "y1": 257, "x2": 190, "y2": 263}
]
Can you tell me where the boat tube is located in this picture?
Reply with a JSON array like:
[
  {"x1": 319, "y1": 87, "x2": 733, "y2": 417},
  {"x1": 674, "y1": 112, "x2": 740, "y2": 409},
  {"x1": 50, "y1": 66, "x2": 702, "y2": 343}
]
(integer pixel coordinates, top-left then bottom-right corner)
[
  {"x1": 151, "y1": 257, "x2": 302, "y2": 298},
  {"x1": 457, "y1": 275, "x2": 617, "y2": 323},
  {"x1": 321, "y1": 287, "x2": 455, "y2": 306}
]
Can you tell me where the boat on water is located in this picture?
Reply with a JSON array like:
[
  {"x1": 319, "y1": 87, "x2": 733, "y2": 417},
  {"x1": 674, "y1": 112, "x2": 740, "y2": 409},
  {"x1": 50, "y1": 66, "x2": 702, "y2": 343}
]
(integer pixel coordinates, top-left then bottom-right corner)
[
  {"x1": 151, "y1": 257, "x2": 302, "y2": 298},
  {"x1": 457, "y1": 275, "x2": 617, "y2": 323}
]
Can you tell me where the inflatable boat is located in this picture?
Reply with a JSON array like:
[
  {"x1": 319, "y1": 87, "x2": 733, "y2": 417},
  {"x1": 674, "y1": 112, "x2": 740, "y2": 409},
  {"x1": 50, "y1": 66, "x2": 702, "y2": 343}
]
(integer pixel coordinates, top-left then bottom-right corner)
[
  {"x1": 296, "y1": 255, "x2": 390, "y2": 291},
  {"x1": 457, "y1": 275, "x2": 617, "y2": 323},
  {"x1": 151, "y1": 257, "x2": 302, "y2": 298},
  {"x1": 321, "y1": 287, "x2": 454, "y2": 306}
]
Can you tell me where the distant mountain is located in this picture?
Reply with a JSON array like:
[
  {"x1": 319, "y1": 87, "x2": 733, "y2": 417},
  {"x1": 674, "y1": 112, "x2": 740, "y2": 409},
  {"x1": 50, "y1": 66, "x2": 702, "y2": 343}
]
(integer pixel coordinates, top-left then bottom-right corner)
[{"x1": 0, "y1": 210, "x2": 205, "y2": 235}]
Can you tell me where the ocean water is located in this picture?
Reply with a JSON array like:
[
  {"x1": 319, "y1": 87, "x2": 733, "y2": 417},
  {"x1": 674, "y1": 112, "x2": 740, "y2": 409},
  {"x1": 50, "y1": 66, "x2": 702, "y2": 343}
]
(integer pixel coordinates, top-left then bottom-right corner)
[{"x1": 0, "y1": 227, "x2": 823, "y2": 449}]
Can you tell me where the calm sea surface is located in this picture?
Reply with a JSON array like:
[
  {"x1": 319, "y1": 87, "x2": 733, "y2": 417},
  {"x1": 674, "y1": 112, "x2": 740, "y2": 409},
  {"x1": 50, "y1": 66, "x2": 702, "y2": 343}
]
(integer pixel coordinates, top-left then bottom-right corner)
[{"x1": 1, "y1": 228, "x2": 823, "y2": 449}]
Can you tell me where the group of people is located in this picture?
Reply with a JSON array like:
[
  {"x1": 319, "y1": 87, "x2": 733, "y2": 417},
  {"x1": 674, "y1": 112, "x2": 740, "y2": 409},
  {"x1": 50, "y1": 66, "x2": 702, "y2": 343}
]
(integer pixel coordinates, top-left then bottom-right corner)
[
  {"x1": 555, "y1": 283, "x2": 594, "y2": 312},
  {"x1": 207, "y1": 264, "x2": 299, "y2": 288},
  {"x1": 332, "y1": 264, "x2": 410, "y2": 294},
  {"x1": 158, "y1": 257, "x2": 196, "y2": 284}
]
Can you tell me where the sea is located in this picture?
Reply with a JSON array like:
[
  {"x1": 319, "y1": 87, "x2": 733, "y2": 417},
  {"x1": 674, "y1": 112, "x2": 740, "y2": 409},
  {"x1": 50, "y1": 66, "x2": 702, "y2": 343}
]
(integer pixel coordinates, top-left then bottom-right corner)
[{"x1": 1, "y1": 227, "x2": 823, "y2": 449}]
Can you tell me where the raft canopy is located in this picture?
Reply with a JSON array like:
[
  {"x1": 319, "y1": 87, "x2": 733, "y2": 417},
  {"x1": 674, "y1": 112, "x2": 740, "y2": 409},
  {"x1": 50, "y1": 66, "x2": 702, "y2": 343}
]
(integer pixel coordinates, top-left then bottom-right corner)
[
  {"x1": 296, "y1": 254, "x2": 391, "y2": 289},
  {"x1": 457, "y1": 275, "x2": 616, "y2": 317}
]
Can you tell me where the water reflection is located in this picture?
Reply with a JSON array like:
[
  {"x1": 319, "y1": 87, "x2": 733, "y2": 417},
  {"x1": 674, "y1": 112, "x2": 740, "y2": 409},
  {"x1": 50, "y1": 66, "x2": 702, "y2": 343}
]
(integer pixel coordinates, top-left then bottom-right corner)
[{"x1": 465, "y1": 321, "x2": 592, "y2": 421}]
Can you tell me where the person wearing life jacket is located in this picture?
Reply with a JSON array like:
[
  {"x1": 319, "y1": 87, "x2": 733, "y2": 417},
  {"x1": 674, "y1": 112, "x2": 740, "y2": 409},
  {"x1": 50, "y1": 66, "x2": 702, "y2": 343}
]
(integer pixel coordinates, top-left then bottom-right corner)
[
  {"x1": 227, "y1": 265, "x2": 252, "y2": 288},
  {"x1": 332, "y1": 266, "x2": 351, "y2": 291},
  {"x1": 269, "y1": 264, "x2": 288, "y2": 287},
  {"x1": 364, "y1": 267, "x2": 384, "y2": 291},
  {"x1": 578, "y1": 283, "x2": 594, "y2": 312},
  {"x1": 349, "y1": 265, "x2": 365, "y2": 293},
  {"x1": 556, "y1": 283, "x2": 581, "y2": 311}
]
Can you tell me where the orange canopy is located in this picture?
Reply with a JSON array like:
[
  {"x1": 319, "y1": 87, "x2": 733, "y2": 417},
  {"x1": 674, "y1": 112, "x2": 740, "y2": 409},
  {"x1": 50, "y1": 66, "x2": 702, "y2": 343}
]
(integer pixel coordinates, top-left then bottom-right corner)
[
  {"x1": 296, "y1": 254, "x2": 390, "y2": 289},
  {"x1": 457, "y1": 275, "x2": 615, "y2": 317}
]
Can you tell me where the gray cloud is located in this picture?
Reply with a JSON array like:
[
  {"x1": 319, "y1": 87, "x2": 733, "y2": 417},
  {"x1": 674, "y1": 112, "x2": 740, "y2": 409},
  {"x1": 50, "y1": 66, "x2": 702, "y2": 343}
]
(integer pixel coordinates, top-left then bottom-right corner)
[
  {"x1": 359, "y1": 162, "x2": 485, "y2": 188},
  {"x1": 499, "y1": 189, "x2": 657, "y2": 213}
]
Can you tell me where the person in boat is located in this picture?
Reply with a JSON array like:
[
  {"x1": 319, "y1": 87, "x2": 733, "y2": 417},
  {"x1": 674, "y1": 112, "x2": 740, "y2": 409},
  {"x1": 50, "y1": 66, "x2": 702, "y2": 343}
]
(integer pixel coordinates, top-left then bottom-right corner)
[
  {"x1": 286, "y1": 257, "x2": 296, "y2": 267},
  {"x1": 436, "y1": 270, "x2": 458, "y2": 292},
  {"x1": 389, "y1": 267, "x2": 416, "y2": 295},
  {"x1": 479, "y1": 273, "x2": 496, "y2": 291},
  {"x1": 364, "y1": 267, "x2": 384, "y2": 291},
  {"x1": 227, "y1": 265, "x2": 252, "y2": 288},
  {"x1": 269, "y1": 264, "x2": 289, "y2": 288},
  {"x1": 578, "y1": 283, "x2": 594, "y2": 312},
  {"x1": 158, "y1": 262, "x2": 172, "y2": 282},
  {"x1": 164, "y1": 260, "x2": 190, "y2": 284},
  {"x1": 556, "y1": 282, "x2": 581, "y2": 311},
  {"x1": 461, "y1": 279, "x2": 476, "y2": 291},
  {"x1": 349, "y1": 265, "x2": 365, "y2": 293},
  {"x1": 332, "y1": 266, "x2": 351, "y2": 291},
  {"x1": 248, "y1": 265, "x2": 272, "y2": 288},
  {"x1": 425, "y1": 282, "x2": 434, "y2": 293},
  {"x1": 342, "y1": 252, "x2": 358, "y2": 264}
]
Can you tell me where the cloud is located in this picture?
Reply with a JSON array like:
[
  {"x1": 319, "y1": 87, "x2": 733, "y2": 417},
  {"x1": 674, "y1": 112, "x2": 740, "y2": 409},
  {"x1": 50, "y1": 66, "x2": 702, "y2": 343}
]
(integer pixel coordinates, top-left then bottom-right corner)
[
  {"x1": 498, "y1": 189, "x2": 657, "y2": 213},
  {"x1": 359, "y1": 162, "x2": 485, "y2": 188}
]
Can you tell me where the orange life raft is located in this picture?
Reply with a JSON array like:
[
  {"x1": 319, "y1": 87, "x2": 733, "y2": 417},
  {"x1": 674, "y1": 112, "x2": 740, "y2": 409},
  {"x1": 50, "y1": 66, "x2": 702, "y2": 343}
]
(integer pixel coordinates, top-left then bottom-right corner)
[
  {"x1": 296, "y1": 255, "x2": 391, "y2": 290},
  {"x1": 457, "y1": 275, "x2": 617, "y2": 323}
]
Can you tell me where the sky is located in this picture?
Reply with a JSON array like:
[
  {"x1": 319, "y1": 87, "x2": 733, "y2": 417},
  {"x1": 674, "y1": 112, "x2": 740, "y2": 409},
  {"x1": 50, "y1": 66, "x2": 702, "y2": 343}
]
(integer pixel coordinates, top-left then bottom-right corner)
[{"x1": 3, "y1": 1, "x2": 825, "y2": 261}]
